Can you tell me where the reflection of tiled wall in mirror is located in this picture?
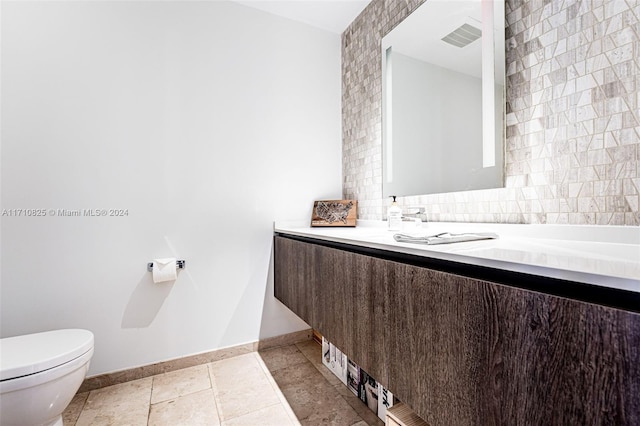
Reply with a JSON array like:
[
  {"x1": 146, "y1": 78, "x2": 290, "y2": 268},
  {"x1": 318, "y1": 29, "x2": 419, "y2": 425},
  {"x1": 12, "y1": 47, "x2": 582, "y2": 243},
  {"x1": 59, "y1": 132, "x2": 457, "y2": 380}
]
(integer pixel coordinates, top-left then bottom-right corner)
[{"x1": 343, "y1": 0, "x2": 640, "y2": 226}]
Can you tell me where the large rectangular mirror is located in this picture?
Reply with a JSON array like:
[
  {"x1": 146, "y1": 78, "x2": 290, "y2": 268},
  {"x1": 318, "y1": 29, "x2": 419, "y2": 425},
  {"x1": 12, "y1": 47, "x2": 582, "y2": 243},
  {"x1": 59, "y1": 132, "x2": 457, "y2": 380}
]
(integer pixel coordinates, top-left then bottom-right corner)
[{"x1": 382, "y1": 0, "x2": 505, "y2": 197}]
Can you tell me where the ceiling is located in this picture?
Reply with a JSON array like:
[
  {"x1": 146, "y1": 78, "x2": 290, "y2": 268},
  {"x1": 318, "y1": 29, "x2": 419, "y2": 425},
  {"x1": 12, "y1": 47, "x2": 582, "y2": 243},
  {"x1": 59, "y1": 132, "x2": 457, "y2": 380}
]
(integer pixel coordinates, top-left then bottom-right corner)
[
  {"x1": 382, "y1": 0, "x2": 505, "y2": 79},
  {"x1": 383, "y1": 0, "x2": 484, "y2": 78},
  {"x1": 234, "y1": 0, "x2": 372, "y2": 34}
]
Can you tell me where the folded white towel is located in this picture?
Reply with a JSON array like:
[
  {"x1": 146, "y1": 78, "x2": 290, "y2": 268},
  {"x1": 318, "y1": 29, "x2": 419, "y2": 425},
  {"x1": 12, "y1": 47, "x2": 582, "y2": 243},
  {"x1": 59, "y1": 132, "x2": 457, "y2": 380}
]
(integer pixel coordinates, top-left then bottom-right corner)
[{"x1": 393, "y1": 232, "x2": 499, "y2": 245}]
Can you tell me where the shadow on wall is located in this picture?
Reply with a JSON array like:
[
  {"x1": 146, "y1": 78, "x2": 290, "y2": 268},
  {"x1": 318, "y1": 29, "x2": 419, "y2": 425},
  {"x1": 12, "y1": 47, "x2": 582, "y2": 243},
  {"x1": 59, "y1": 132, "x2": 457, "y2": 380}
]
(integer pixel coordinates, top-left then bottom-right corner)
[
  {"x1": 219, "y1": 236, "x2": 274, "y2": 345},
  {"x1": 122, "y1": 236, "x2": 183, "y2": 328},
  {"x1": 259, "y1": 248, "x2": 277, "y2": 340},
  {"x1": 121, "y1": 273, "x2": 175, "y2": 328},
  {"x1": 258, "y1": 243, "x2": 309, "y2": 341}
]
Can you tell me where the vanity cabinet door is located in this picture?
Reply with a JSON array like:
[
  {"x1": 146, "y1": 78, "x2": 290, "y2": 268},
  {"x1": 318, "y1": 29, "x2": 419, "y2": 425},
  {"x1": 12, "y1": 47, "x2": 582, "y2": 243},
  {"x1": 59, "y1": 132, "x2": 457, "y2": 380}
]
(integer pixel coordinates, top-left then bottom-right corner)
[
  {"x1": 388, "y1": 263, "x2": 640, "y2": 426},
  {"x1": 337, "y1": 249, "x2": 390, "y2": 386},
  {"x1": 274, "y1": 236, "x2": 389, "y2": 385},
  {"x1": 387, "y1": 265, "x2": 486, "y2": 425},
  {"x1": 274, "y1": 236, "x2": 317, "y2": 326}
]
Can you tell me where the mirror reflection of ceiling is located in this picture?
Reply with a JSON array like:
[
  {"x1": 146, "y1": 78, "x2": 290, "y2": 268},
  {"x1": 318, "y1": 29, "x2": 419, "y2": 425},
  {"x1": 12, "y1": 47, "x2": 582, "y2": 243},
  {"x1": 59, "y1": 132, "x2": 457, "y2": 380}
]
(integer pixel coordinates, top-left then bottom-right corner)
[{"x1": 384, "y1": 0, "x2": 505, "y2": 79}]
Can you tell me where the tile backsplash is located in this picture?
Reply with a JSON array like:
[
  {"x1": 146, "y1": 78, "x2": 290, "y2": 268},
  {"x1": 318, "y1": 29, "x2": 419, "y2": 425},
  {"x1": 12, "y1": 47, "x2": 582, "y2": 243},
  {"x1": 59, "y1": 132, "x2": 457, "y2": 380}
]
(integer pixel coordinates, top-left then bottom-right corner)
[{"x1": 342, "y1": 0, "x2": 640, "y2": 225}]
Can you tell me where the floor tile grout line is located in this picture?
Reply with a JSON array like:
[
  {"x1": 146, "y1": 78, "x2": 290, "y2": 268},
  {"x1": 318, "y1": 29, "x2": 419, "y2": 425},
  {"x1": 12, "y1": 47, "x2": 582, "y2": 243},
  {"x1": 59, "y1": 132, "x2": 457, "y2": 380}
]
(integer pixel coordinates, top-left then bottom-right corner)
[
  {"x1": 295, "y1": 341, "x2": 324, "y2": 371},
  {"x1": 258, "y1": 345, "x2": 314, "y2": 376},
  {"x1": 206, "y1": 362, "x2": 224, "y2": 425},
  {"x1": 68, "y1": 344, "x2": 381, "y2": 426},
  {"x1": 203, "y1": 361, "x2": 219, "y2": 425},
  {"x1": 148, "y1": 364, "x2": 213, "y2": 406},
  {"x1": 295, "y1": 342, "x2": 383, "y2": 426},
  {"x1": 295, "y1": 341, "x2": 348, "y2": 390},
  {"x1": 259, "y1": 344, "x2": 373, "y2": 426},
  {"x1": 207, "y1": 353, "x2": 286, "y2": 424},
  {"x1": 145, "y1": 365, "x2": 217, "y2": 425},
  {"x1": 71, "y1": 392, "x2": 90, "y2": 426},
  {"x1": 222, "y1": 402, "x2": 291, "y2": 425},
  {"x1": 146, "y1": 375, "x2": 155, "y2": 426},
  {"x1": 254, "y1": 352, "x2": 301, "y2": 425},
  {"x1": 211, "y1": 379, "x2": 290, "y2": 424},
  {"x1": 247, "y1": 352, "x2": 299, "y2": 424},
  {"x1": 207, "y1": 362, "x2": 226, "y2": 424}
]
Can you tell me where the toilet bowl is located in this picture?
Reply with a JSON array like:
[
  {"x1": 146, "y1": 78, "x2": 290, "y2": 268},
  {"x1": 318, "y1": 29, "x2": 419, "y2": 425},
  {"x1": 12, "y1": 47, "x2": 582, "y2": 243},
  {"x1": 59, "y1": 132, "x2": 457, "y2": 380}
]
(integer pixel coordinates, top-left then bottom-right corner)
[{"x1": 0, "y1": 329, "x2": 94, "y2": 426}]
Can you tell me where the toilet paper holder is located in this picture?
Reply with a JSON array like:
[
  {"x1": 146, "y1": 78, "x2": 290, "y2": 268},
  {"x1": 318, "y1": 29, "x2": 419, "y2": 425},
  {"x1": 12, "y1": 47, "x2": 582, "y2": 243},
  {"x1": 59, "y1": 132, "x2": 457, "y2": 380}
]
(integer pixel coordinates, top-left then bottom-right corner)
[{"x1": 147, "y1": 260, "x2": 186, "y2": 272}]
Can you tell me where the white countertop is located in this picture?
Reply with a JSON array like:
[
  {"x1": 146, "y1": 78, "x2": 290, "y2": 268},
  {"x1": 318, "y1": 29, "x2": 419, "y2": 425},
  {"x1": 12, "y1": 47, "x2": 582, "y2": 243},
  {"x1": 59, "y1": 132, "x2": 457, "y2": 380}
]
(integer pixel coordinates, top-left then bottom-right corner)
[{"x1": 274, "y1": 220, "x2": 640, "y2": 294}]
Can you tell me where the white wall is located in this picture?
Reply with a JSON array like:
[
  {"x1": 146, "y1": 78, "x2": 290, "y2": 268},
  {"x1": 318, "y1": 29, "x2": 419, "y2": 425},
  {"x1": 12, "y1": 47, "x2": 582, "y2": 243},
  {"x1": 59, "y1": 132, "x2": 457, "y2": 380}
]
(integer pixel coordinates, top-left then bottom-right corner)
[{"x1": 0, "y1": 1, "x2": 342, "y2": 376}]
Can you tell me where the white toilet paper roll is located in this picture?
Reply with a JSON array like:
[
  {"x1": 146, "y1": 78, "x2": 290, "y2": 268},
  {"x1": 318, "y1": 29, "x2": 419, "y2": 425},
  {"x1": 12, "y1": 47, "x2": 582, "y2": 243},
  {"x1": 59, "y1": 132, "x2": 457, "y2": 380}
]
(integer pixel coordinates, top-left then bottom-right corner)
[{"x1": 152, "y1": 258, "x2": 177, "y2": 283}]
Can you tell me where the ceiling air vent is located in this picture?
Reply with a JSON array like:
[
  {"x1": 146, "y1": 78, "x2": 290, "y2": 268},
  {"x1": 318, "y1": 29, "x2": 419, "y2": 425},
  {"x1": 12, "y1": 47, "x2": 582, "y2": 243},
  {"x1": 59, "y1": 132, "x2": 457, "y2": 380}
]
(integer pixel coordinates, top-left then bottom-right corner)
[{"x1": 441, "y1": 23, "x2": 481, "y2": 48}]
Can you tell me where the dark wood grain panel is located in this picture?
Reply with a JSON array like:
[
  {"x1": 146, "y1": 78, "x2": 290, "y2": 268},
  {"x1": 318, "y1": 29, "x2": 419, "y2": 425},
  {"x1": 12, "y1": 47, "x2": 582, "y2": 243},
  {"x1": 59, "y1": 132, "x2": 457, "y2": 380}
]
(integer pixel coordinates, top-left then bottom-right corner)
[
  {"x1": 387, "y1": 264, "x2": 484, "y2": 424},
  {"x1": 312, "y1": 243, "x2": 352, "y2": 353},
  {"x1": 473, "y1": 281, "x2": 553, "y2": 426},
  {"x1": 342, "y1": 251, "x2": 389, "y2": 385},
  {"x1": 388, "y1": 262, "x2": 640, "y2": 425},
  {"x1": 274, "y1": 235, "x2": 640, "y2": 425},
  {"x1": 307, "y1": 242, "x2": 389, "y2": 385},
  {"x1": 543, "y1": 297, "x2": 640, "y2": 425},
  {"x1": 274, "y1": 236, "x2": 389, "y2": 385},
  {"x1": 274, "y1": 236, "x2": 316, "y2": 325}
]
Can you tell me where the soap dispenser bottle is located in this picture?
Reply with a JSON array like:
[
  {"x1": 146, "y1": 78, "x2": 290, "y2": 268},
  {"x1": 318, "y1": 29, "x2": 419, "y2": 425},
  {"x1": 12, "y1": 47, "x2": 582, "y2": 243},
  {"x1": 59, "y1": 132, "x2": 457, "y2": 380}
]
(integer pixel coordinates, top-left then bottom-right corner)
[{"x1": 387, "y1": 196, "x2": 402, "y2": 231}]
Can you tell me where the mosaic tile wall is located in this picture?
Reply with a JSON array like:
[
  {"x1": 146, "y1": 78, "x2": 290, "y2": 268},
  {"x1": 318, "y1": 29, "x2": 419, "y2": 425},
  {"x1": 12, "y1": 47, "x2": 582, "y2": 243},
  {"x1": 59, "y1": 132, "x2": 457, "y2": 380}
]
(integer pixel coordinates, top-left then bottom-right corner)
[{"x1": 342, "y1": 0, "x2": 640, "y2": 225}]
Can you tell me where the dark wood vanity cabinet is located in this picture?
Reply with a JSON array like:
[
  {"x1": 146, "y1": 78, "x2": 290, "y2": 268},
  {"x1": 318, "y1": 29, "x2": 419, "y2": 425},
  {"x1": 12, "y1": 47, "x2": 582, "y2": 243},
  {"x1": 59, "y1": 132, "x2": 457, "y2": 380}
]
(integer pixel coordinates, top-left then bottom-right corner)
[
  {"x1": 274, "y1": 235, "x2": 640, "y2": 425},
  {"x1": 274, "y1": 235, "x2": 389, "y2": 383}
]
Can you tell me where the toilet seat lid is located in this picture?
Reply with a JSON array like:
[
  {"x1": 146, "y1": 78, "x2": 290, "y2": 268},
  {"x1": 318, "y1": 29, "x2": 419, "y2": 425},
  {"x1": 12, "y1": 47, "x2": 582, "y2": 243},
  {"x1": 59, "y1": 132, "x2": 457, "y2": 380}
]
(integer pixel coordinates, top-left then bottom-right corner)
[{"x1": 0, "y1": 329, "x2": 94, "y2": 381}]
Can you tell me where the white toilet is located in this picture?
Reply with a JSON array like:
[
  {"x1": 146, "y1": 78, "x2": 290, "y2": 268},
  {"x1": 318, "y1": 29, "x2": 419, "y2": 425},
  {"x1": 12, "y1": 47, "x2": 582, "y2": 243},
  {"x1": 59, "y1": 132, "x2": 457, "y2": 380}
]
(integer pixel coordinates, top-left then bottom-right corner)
[{"x1": 0, "y1": 329, "x2": 94, "y2": 426}]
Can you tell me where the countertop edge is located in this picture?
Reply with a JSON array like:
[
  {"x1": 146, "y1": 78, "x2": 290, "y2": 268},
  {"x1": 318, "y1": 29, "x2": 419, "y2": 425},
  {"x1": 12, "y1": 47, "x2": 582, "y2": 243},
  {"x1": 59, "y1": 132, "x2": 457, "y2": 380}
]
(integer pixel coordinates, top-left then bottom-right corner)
[{"x1": 274, "y1": 226, "x2": 640, "y2": 312}]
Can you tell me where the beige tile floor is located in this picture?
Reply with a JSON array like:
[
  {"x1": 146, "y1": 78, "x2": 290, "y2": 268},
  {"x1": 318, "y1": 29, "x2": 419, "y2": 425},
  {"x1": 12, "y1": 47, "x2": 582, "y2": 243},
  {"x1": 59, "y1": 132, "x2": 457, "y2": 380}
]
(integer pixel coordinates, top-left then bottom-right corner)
[{"x1": 63, "y1": 341, "x2": 384, "y2": 426}]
